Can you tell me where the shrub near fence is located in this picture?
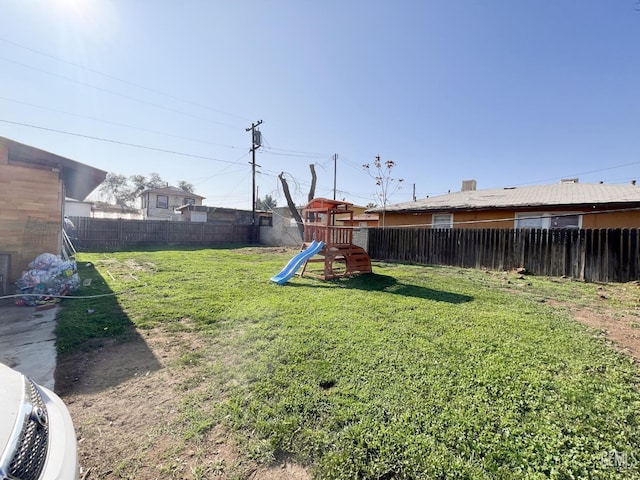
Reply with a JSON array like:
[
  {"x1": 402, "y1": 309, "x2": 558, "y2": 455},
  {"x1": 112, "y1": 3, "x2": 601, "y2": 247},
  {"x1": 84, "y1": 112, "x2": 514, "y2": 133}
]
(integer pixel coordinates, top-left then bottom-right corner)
[
  {"x1": 69, "y1": 217, "x2": 256, "y2": 250},
  {"x1": 368, "y1": 227, "x2": 640, "y2": 283}
]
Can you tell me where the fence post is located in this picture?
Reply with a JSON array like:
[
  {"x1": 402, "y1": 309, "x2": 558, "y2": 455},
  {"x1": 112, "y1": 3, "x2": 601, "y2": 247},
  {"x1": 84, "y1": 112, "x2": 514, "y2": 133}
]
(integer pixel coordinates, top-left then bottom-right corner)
[{"x1": 118, "y1": 219, "x2": 123, "y2": 249}]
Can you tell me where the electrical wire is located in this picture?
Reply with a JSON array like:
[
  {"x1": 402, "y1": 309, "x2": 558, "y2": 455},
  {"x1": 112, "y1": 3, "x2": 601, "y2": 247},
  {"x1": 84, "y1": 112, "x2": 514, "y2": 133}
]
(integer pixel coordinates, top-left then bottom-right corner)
[
  {"x1": 1, "y1": 55, "x2": 243, "y2": 130},
  {"x1": 491, "y1": 161, "x2": 640, "y2": 189},
  {"x1": 0, "y1": 36, "x2": 252, "y2": 123},
  {"x1": 0, "y1": 119, "x2": 248, "y2": 166},
  {"x1": 0, "y1": 96, "x2": 245, "y2": 151}
]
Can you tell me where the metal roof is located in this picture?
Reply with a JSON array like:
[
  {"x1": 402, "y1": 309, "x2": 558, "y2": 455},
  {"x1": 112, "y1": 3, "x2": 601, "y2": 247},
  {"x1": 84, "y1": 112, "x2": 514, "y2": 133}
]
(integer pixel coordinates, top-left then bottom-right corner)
[
  {"x1": 1, "y1": 136, "x2": 107, "y2": 200},
  {"x1": 371, "y1": 182, "x2": 640, "y2": 213}
]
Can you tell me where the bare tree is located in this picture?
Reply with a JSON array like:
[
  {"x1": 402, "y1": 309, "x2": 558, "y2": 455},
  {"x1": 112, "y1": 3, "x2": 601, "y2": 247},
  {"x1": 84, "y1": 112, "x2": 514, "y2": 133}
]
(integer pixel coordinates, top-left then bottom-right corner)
[
  {"x1": 308, "y1": 164, "x2": 317, "y2": 202},
  {"x1": 278, "y1": 164, "x2": 321, "y2": 240},
  {"x1": 278, "y1": 172, "x2": 304, "y2": 239},
  {"x1": 362, "y1": 156, "x2": 404, "y2": 227}
]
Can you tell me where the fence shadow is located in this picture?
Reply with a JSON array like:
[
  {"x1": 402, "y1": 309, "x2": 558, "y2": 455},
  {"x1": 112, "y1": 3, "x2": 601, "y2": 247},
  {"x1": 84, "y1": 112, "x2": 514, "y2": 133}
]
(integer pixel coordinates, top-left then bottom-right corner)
[{"x1": 295, "y1": 273, "x2": 474, "y2": 304}]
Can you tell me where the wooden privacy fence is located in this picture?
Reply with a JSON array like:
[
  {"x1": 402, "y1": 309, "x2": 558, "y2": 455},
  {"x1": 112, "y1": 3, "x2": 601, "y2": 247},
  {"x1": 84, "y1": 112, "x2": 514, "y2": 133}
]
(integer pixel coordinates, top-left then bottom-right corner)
[
  {"x1": 69, "y1": 217, "x2": 256, "y2": 250},
  {"x1": 368, "y1": 228, "x2": 640, "y2": 283}
]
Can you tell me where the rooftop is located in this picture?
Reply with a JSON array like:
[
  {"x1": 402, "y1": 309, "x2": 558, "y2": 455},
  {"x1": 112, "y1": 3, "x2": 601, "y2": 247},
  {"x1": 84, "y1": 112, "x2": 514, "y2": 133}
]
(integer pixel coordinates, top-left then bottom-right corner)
[{"x1": 370, "y1": 181, "x2": 640, "y2": 213}]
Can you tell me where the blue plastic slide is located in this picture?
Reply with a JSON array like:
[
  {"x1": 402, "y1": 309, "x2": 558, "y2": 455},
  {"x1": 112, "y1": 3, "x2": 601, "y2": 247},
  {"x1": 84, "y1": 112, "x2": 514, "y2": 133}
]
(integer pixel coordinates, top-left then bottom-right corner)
[{"x1": 270, "y1": 240, "x2": 325, "y2": 285}]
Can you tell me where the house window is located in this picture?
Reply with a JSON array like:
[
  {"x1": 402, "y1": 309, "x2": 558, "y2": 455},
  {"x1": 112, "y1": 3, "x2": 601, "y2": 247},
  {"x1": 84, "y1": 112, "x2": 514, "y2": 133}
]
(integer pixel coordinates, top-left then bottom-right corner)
[
  {"x1": 432, "y1": 214, "x2": 453, "y2": 229},
  {"x1": 515, "y1": 213, "x2": 544, "y2": 229},
  {"x1": 156, "y1": 195, "x2": 168, "y2": 209},
  {"x1": 515, "y1": 213, "x2": 581, "y2": 229},
  {"x1": 550, "y1": 214, "x2": 581, "y2": 229},
  {"x1": 183, "y1": 197, "x2": 195, "y2": 206}
]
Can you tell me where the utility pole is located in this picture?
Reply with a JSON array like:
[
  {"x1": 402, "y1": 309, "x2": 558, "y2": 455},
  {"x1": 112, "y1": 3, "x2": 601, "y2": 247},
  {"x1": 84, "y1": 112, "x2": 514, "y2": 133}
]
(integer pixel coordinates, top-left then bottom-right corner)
[
  {"x1": 245, "y1": 120, "x2": 263, "y2": 226},
  {"x1": 332, "y1": 153, "x2": 338, "y2": 200}
]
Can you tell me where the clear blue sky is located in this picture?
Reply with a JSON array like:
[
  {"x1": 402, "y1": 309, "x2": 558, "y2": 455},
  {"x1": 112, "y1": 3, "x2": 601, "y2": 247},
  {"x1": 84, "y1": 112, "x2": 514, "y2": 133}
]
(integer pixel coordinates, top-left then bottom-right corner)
[{"x1": 1, "y1": 1, "x2": 639, "y2": 209}]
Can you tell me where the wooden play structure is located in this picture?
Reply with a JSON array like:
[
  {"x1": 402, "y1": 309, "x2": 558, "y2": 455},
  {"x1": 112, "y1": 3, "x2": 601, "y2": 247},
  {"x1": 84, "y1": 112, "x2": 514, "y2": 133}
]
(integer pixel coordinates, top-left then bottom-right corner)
[{"x1": 300, "y1": 198, "x2": 372, "y2": 280}]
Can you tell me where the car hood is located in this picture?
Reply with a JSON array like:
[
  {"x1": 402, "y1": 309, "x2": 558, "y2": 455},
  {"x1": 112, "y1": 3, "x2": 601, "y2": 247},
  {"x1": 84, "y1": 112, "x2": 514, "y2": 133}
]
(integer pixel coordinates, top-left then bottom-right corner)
[{"x1": 0, "y1": 363, "x2": 25, "y2": 456}]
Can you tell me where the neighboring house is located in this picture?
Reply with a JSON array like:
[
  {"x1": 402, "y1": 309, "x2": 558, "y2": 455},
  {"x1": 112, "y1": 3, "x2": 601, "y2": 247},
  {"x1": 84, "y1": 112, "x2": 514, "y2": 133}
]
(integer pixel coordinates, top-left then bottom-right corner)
[
  {"x1": 176, "y1": 205, "x2": 272, "y2": 226},
  {"x1": 368, "y1": 179, "x2": 640, "y2": 229},
  {"x1": 64, "y1": 198, "x2": 93, "y2": 217},
  {"x1": 0, "y1": 136, "x2": 106, "y2": 290},
  {"x1": 65, "y1": 199, "x2": 144, "y2": 219},
  {"x1": 175, "y1": 204, "x2": 259, "y2": 224},
  {"x1": 337, "y1": 213, "x2": 379, "y2": 227},
  {"x1": 139, "y1": 186, "x2": 205, "y2": 221},
  {"x1": 91, "y1": 201, "x2": 143, "y2": 220},
  {"x1": 334, "y1": 205, "x2": 379, "y2": 227}
]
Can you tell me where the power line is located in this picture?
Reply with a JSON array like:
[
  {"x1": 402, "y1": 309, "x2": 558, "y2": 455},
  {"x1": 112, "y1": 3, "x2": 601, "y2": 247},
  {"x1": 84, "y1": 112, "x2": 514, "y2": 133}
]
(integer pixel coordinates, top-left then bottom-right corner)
[
  {"x1": 0, "y1": 119, "x2": 248, "y2": 166},
  {"x1": 260, "y1": 149, "x2": 329, "y2": 159},
  {"x1": 482, "y1": 161, "x2": 640, "y2": 190},
  {"x1": 0, "y1": 96, "x2": 245, "y2": 151},
  {"x1": 0, "y1": 36, "x2": 252, "y2": 123},
  {"x1": 0, "y1": 55, "x2": 242, "y2": 130}
]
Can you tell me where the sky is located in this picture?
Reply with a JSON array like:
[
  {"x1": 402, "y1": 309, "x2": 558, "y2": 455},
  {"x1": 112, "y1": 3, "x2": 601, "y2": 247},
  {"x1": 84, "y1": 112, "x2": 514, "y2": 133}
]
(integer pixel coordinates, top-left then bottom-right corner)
[{"x1": 1, "y1": 1, "x2": 640, "y2": 210}]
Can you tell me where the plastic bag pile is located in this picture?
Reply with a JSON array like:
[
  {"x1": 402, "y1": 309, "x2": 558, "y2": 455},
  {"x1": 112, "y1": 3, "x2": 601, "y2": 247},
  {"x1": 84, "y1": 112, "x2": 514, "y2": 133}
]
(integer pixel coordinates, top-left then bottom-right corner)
[{"x1": 15, "y1": 253, "x2": 80, "y2": 306}]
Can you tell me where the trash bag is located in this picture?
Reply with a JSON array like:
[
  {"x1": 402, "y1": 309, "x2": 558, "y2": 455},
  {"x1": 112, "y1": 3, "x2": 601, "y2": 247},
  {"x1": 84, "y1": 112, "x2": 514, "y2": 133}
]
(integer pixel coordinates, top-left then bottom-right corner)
[{"x1": 15, "y1": 253, "x2": 80, "y2": 306}]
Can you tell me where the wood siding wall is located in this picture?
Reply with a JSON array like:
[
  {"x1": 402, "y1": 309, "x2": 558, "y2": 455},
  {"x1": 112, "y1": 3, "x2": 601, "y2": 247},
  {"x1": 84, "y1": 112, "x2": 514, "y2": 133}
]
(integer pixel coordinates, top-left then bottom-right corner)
[
  {"x1": 70, "y1": 217, "x2": 256, "y2": 250},
  {"x1": 0, "y1": 157, "x2": 63, "y2": 282},
  {"x1": 368, "y1": 227, "x2": 640, "y2": 283}
]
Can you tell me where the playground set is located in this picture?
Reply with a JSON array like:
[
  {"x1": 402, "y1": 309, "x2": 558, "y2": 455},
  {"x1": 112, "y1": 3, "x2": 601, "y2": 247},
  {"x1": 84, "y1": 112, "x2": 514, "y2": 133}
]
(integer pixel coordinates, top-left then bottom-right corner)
[{"x1": 271, "y1": 198, "x2": 372, "y2": 284}]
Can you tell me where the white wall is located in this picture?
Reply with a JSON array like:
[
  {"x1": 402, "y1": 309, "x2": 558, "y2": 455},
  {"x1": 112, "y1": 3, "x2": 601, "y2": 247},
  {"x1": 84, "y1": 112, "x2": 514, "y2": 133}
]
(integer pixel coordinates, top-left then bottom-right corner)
[
  {"x1": 64, "y1": 200, "x2": 92, "y2": 217},
  {"x1": 259, "y1": 207, "x2": 303, "y2": 247}
]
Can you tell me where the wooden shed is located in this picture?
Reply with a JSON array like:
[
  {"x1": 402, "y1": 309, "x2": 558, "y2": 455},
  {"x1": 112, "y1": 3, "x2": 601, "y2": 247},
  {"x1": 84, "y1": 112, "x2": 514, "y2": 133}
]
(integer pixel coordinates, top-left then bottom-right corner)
[{"x1": 0, "y1": 137, "x2": 106, "y2": 292}]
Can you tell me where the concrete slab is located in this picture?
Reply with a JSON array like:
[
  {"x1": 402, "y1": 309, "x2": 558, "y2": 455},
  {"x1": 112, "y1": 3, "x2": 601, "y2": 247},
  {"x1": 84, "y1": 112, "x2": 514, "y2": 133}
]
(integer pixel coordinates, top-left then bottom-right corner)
[{"x1": 0, "y1": 303, "x2": 58, "y2": 390}]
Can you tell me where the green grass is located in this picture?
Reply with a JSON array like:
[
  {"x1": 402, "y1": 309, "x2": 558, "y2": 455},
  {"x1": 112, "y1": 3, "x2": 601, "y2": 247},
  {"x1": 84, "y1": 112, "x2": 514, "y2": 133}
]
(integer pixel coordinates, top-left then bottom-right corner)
[{"x1": 57, "y1": 247, "x2": 640, "y2": 479}]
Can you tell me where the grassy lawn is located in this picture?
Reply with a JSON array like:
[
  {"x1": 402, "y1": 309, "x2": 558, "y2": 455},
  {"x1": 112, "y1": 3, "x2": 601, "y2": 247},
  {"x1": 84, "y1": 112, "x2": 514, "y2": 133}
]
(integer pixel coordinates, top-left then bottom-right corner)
[{"x1": 57, "y1": 246, "x2": 640, "y2": 479}]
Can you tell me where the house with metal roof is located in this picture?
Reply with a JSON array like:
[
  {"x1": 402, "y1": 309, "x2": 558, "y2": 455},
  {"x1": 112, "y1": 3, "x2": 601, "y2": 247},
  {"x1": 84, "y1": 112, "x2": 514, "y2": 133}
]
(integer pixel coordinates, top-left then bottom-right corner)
[{"x1": 367, "y1": 179, "x2": 640, "y2": 229}]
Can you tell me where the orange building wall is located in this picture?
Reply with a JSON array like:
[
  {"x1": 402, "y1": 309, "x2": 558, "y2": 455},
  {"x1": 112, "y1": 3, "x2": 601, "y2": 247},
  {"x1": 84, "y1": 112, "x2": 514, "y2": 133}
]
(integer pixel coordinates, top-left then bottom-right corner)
[
  {"x1": 382, "y1": 208, "x2": 640, "y2": 229},
  {"x1": 582, "y1": 210, "x2": 640, "y2": 229},
  {"x1": 381, "y1": 210, "x2": 515, "y2": 228}
]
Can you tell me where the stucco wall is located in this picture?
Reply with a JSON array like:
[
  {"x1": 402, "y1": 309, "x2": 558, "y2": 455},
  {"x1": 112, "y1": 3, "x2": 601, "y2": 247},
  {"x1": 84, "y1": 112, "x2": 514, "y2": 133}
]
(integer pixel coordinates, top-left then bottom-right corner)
[
  {"x1": 64, "y1": 200, "x2": 92, "y2": 217},
  {"x1": 383, "y1": 208, "x2": 640, "y2": 229},
  {"x1": 259, "y1": 207, "x2": 303, "y2": 247},
  {"x1": 582, "y1": 209, "x2": 640, "y2": 228}
]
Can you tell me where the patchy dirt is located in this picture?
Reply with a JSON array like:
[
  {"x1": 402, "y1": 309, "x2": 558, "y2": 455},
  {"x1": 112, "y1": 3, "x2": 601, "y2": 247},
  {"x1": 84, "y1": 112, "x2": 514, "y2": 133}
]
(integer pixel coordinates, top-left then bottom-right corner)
[
  {"x1": 540, "y1": 281, "x2": 640, "y2": 365},
  {"x1": 55, "y1": 329, "x2": 311, "y2": 480},
  {"x1": 556, "y1": 304, "x2": 640, "y2": 364}
]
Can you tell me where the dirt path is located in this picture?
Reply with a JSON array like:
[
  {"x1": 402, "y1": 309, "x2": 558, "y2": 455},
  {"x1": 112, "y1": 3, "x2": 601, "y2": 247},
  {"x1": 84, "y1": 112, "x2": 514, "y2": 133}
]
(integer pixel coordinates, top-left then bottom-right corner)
[{"x1": 55, "y1": 330, "x2": 311, "y2": 480}]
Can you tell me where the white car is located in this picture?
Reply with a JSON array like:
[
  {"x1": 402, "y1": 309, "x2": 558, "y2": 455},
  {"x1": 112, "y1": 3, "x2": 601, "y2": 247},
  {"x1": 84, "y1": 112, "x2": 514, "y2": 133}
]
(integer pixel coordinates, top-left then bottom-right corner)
[{"x1": 0, "y1": 363, "x2": 78, "y2": 480}]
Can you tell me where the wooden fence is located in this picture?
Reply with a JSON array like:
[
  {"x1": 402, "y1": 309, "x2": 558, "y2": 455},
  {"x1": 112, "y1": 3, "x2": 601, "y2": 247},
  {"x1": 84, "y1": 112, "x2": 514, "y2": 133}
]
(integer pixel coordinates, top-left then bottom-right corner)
[
  {"x1": 69, "y1": 217, "x2": 257, "y2": 250},
  {"x1": 368, "y1": 228, "x2": 640, "y2": 283}
]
